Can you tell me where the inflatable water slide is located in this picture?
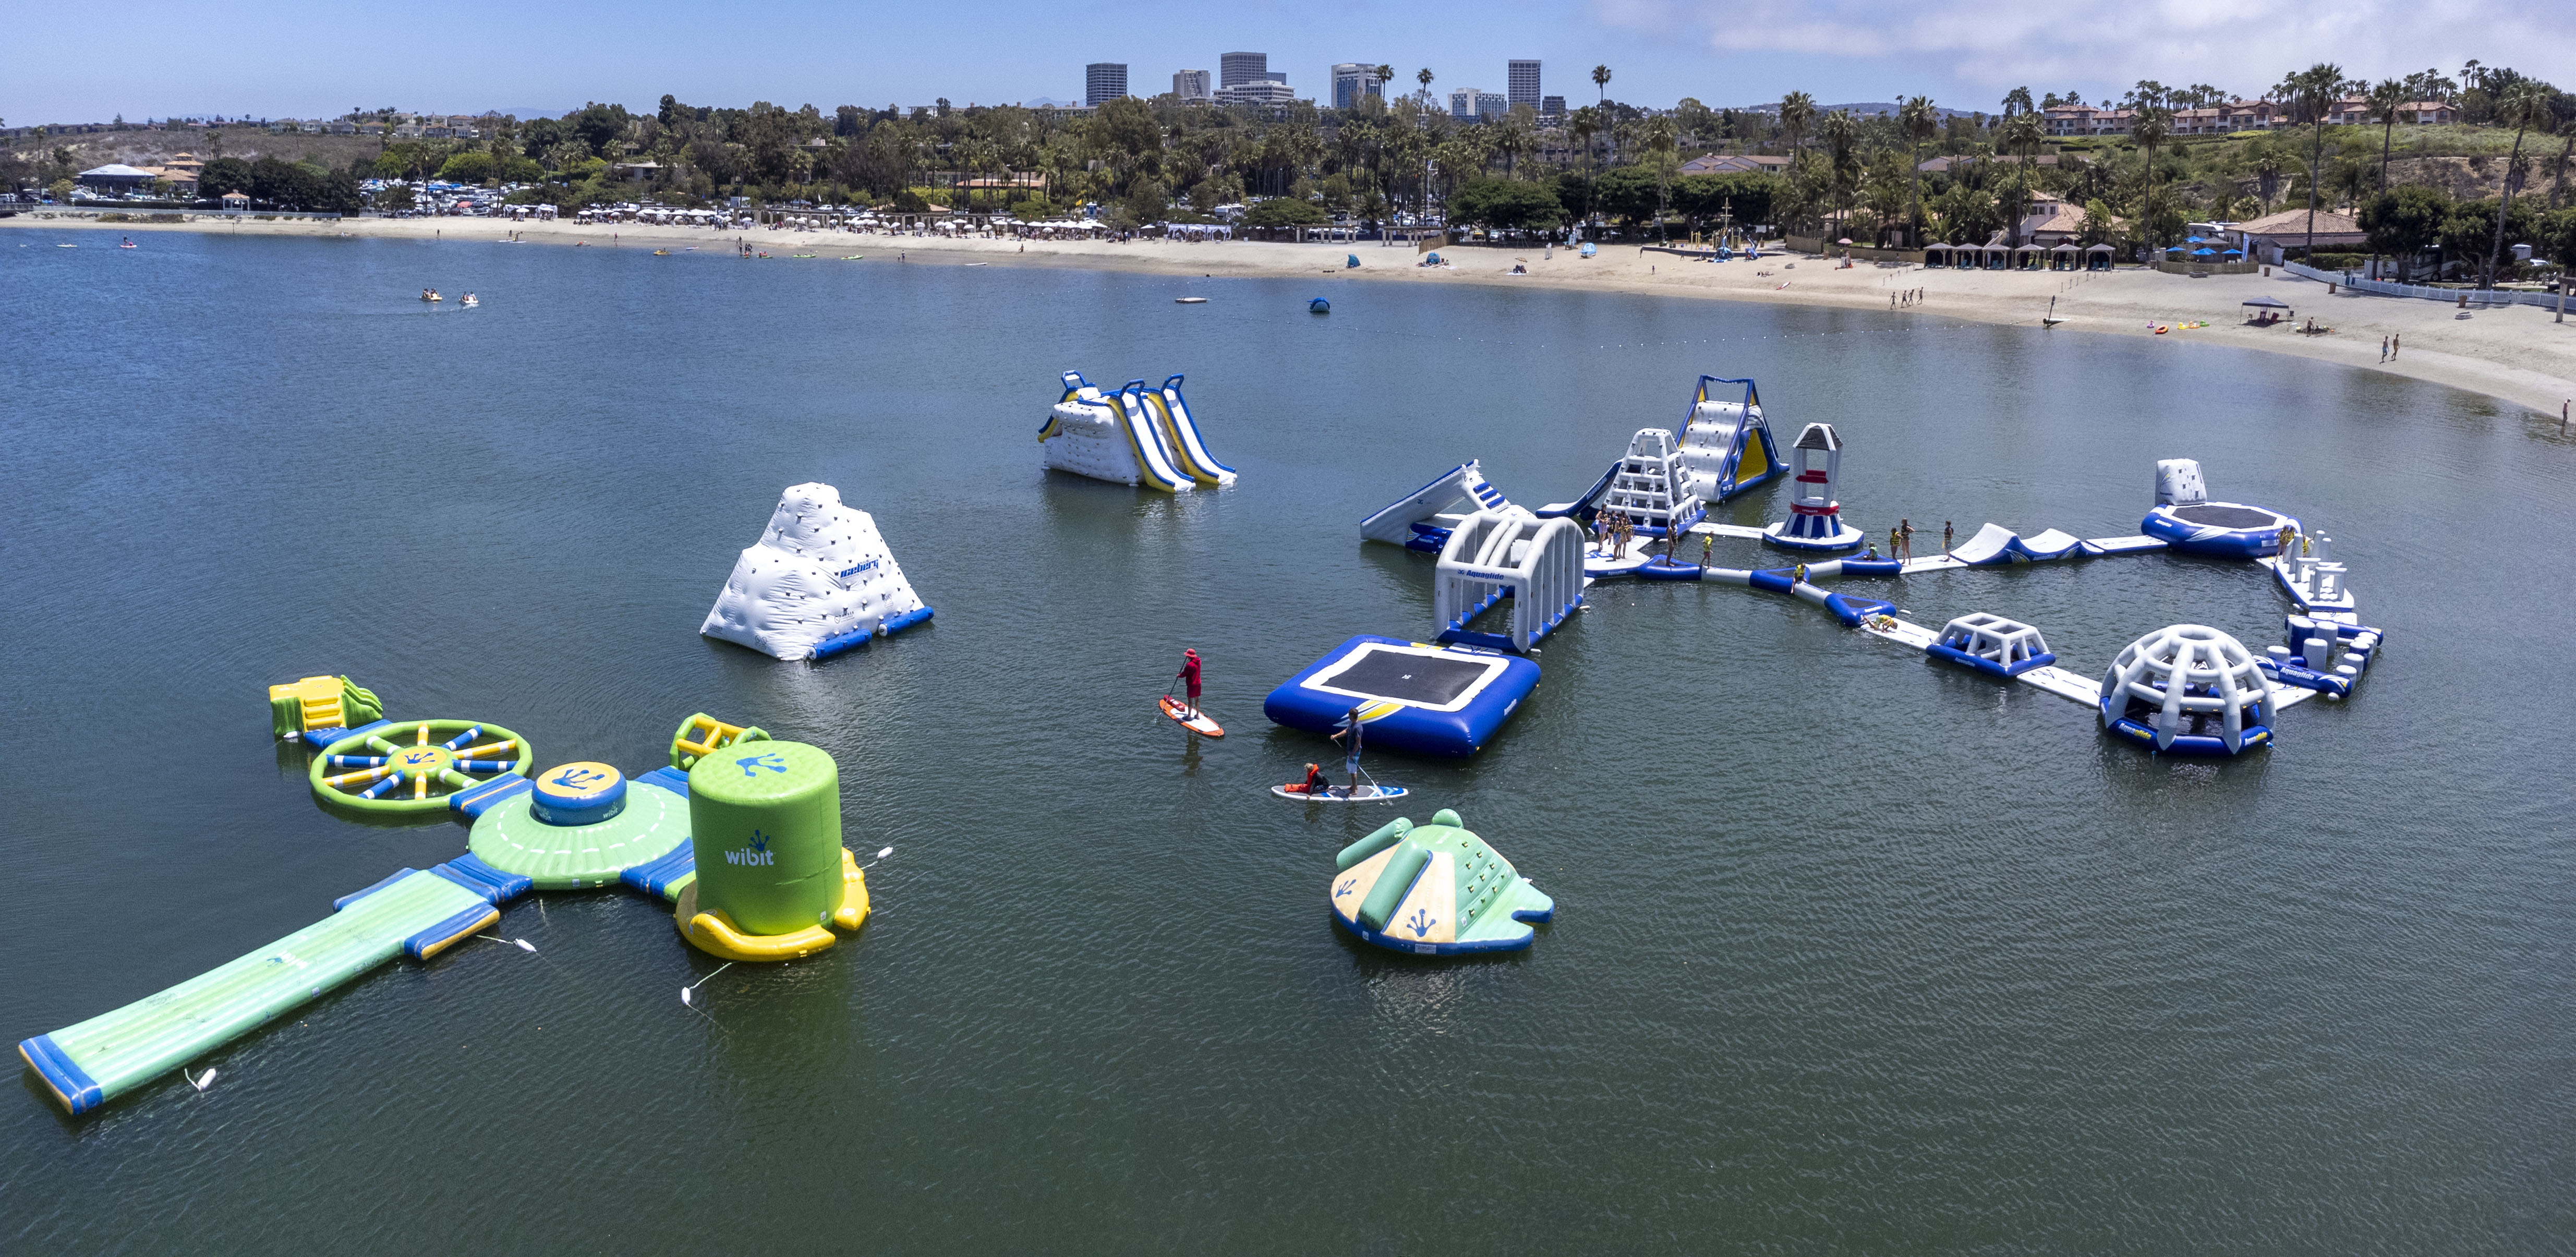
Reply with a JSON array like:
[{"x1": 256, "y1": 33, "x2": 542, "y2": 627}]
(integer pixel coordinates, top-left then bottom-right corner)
[{"x1": 1041, "y1": 372, "x2": 1235, "y2": 492}]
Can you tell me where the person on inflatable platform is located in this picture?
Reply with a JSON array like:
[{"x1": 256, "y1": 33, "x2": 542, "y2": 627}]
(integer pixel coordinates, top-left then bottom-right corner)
[
  {"x1": 1176, "y1": 648, "x2": 1203, "y2": 719},
  {"x1": 1329, "y1": 703, "x2": 1366, "y2": 797}
]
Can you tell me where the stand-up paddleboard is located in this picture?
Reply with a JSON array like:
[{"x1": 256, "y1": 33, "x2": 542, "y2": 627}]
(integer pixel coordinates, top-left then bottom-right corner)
[
  {"x1": 1271, "y1": 782, "x2": 1409, "y2": 802},
  {"x1": 1159, "y1": 696, "x2": 1224, "y2": 736}
]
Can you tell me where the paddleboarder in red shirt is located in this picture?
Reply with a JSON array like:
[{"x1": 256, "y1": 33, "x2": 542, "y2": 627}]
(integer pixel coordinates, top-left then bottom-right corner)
[{"x1": 1175, "y1": 649, "x2": 1204, "y2": 720}]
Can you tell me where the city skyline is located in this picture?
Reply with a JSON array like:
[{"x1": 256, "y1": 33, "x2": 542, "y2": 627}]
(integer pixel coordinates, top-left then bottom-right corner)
[{"x1": 3, "y1": 0, "x2": 2562, "y2": 125}]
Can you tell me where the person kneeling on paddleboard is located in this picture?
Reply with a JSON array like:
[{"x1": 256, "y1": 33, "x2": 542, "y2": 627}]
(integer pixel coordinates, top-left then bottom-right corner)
[
  {"x1": 1175, "y1": 648, "x2": 1204, "y2": 719},
  {"x1": 1328, "y1": 704, "x2": 1365, "y2": 797},
  {"x1": 1299, "y1": 763, "x2": 1332, "y2": 795}
]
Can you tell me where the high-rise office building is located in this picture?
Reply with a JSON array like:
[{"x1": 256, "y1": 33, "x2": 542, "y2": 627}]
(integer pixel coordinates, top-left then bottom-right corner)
[
  {"x1": 1173, "y1": 69, "x2": 1212, "y2": 103},
  {"x1": 1449, "y1": 88, "x2": 1483, "y2": 119},
  {"x1": 1085, "y1": 63, "x2": 1128, "y2": 106},
  {"x1": 1331, "y1": 63, "x2": 1383, "y2": 110},
  {"x1": 1507, "y1": 61, "x2": 1542, "y2": 110},
  {"x1": 1220, "y1": 52, "x2": 1267, "y2": 89},
  {"x1": 1477, "y1": 91, "x2": 1507, "y2": 120},
  {"x1": 1215, "y1": 80, "x2": 1297, "y2": 106},
  {"x1": 1542, "y1": 95, "x2": 1566, "y2": 118}
]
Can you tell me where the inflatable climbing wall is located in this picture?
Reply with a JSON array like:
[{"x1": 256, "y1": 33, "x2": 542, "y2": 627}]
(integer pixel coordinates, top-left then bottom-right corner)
[{"x1": 700, "y1": 482, "x2": 932, "y2": 660}]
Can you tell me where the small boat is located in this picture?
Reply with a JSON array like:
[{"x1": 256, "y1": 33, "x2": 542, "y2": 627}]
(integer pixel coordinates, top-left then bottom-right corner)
[
  {"x1": 963, "y1": 262, "x2": 987, "y2": 267},
  {"x1": 2041, "y1": 316, "x2": 2065, "y2": 327},
  {"x1": 118, "y1": 237, "x2": 137, "y2": 249},
  {"x1": 842, "y1": 255, "x2": 864, "y2": 260},
  {"x1": 792, "y1": 253, "x2": 816, "y2": 258},
  {"x1": 56, "y1": 243, "x2": 76, "y2": 248},
  {"x1": 1175, "y1": 297, "x2": 1208, "y2": 304},
  {"x1": 1272, "y1": 782, "x2": 1408, "y2": 803},
  {"x1": 652, "y1": 249, "x2": 671, "y2": 255},
  {"x1": 460, "y1": 295, "x2": 479, "y2": 308},
  {"x1": 1309, "y1": 297, "x2": 1329, "y2": 313}
]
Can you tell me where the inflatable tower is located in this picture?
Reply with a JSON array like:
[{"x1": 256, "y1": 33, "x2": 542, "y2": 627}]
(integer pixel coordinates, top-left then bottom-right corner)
[
  {"x1": 1675, "y1": 375, "x2": 1784, "y2": 503},
  {"x1": 674, "y1": 739, "x2": 871, "y2": 960},
  {"x1": 700, "y1": 482, "x2": 932, "y2": 661},
  {"x1": 1763, "y1": 422, "x2": 1865, "y2": 551}
]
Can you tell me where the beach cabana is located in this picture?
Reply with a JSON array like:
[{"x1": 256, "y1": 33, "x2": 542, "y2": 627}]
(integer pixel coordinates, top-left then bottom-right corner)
[
  {"x1": 1922, "y1": 244, "x2": 1951, "y2": 267},
  {"x1": 1953, "y1": 244, "x2": 1978, "y2": 270},
  {"x1": 1982, "y1": 243, "x2": 2012, "y2": 270},
  {"x1": 2049, "y1": 241, "x2": 2079, "y2": 271},
  {"x1": 2085, "y1": 243, "x2": 2114, "y2": 271},
  {"x1": 2013, "y1": 243, "x2": 2046, "y2": 270}
]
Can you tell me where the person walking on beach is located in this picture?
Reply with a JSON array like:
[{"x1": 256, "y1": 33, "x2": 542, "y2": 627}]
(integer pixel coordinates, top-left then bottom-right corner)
[
  {"x1": 2391, "y1": 333, "x2": 2400, "y2": 358},
  {"x1": 2380, "y1": 335, "x2": 2389, "y2": 362}
]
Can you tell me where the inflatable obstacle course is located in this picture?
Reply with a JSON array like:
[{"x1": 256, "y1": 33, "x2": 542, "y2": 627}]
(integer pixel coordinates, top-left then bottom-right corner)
[
  {"x1": 1763, "y1": 423, "x2": 1866, "y2": 552},
  {"x1": 1359, "y1": 460, "x2": 1518, "y2": 552},
  {"x1": 17, "y1": 685, "x2": 864, "y2": 1116},
  {"x1": 2099, "y1": 625, "x2": 2276, "y2": 754},
  {"x1": 268, "y1": 674, "x2": 383, "y2": 740},
  {"x1": 1328, "y1": 809, "x2": 1553, "y2": 954},
  {"x1": 310, "y1": 720, "x2": 533, "y2": 814},
  {"x1": 673, "y1": 738, "x2": 870, "y2": 961},
  {"x1": 1041, "y1": 371, "x2": 1233, "y2": 491},
  {"x1": 1676, "y1": 375, "x2": 1783, "y2": 504},
  {"x1": 2142, "y1": 459, "x2": 2299, "y2": 557},
  {"x1": 1265, "y1": 635, "x2": 1540, "y2": 758},
  {"x1": 1435, "y1": 511, "x2": 1587, "y2": 652},
  {"x1": 700, "y1": 481, "x2": 933, "y2": 661}
]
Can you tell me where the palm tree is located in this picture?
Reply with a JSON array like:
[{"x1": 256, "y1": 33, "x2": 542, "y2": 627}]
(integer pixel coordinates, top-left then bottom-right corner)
[
  {"x1": 2002, "y1": 86, "x2": 2034, "y2": 118},
  {"x1": 2486, "y1": 80, "x2": 2547, "y2": 288},
  {"x1": 1644, "y1": 114, "x2": 1677, "y2": 240},
  {"x1": 1592, "y1": 66, "x2": 1615, "y2": 166},
  {"x1": 1898, "y1": 96, "x2": 1937, "y2": 246},
  {"x1": 1417, "y1": 67, "x2": 1435, "y2": 114},
  {"x1": 1375, "y1": 65, "x2": 1395, "y2": 104},
  {"x1": 1779, "y1": 91, "x2": 1816, "y2": 177},
  {"x1": 1999, "y1": 112, "x2": 2044, "y2": 245},
  {"x1": 2368, "y1": 79, "x2": 2404, "y2": 191},
  {"x1": 2132, "y1": 106, "x2": 2171, "y2": 257},
  {"x1": 1593, "y1": 64, "x2": 1612, "y2": 107},
  {"x1": 1818, "y1": 110, "x2": 1858, "y2": 239},
  {"x1": 2273, "y1": 62, "x2": 2349, "y2": 260}
]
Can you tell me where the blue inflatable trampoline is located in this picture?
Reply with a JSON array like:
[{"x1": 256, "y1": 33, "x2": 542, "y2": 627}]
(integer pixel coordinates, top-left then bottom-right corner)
[
  {"x1": 1264, "y1": 635, "x2": 1539, "y2": 758},
  {"x1": 2142, "y1": 501, "x2": 2300, "y2": 558}
]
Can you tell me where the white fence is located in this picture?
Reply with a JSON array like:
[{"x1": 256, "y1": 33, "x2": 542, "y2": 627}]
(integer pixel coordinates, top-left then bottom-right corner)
[{"x1": 2282, "y1": 260, "x2": 2569, "y2": 310}]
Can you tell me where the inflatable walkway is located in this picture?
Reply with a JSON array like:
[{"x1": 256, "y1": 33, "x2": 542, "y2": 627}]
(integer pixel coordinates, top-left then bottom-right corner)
[
  {"x1": 700, "y1": 482, "x2": 933, "y2": 661},
  {"x1": 1041, "y1": 372, "x2": 1232, "y2": 491},
  {"x1": 21, "y1": 855, "x2": 528, "y2": 1115}
]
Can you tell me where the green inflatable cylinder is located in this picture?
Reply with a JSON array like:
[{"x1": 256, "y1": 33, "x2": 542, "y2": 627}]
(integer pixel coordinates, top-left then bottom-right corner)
[{"x1": 685, "y1": 740, "x2": 843, "y2": 936}]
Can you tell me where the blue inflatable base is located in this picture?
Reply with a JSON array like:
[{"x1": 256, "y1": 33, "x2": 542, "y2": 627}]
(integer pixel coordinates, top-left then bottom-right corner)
[
  {"x1": 2142, "y1": 503, "x2": 2299, "y2": 558},
  {"x1": 1331, "y1": 903, "x2": 1554, "y2": 956},
  {"x1": 1264, "y1": 635, "x2": 1540, "y2": 758},
  {"x1": 1927, "y1": 643, "x2": 2057, "y2": 678},
  {"x1": 2105, "y1": 717, "x2": 2274, "y2": 755}
]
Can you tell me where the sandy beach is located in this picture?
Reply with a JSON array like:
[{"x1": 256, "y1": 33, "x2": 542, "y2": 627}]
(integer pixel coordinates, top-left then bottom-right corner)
[{"x1": 15, "y1": 212, "x2": 2572, "y2": 418}]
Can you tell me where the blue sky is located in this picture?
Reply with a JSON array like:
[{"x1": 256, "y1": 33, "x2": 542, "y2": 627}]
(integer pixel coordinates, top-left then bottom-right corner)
[{"x1": 8, "y1": 0, "x2": 2567, "y2": 126}]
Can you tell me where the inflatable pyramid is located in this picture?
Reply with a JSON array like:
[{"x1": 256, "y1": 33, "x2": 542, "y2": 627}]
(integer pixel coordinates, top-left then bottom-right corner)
[{"x1": 700, "y1": 483, "x2": 932, "y2": 660}]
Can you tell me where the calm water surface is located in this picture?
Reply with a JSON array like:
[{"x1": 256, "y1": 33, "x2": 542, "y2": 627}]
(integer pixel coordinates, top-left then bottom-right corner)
[{"x1": 3, "y1": 232, "x2": 2571, "y2": 1253}]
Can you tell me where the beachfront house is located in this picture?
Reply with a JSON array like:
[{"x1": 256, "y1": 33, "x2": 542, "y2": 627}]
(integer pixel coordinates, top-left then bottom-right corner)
[
  {"x1": 1680, "y1": 154, "x2": 1791, "y2": 175},
  {"x1": 2231, "y1": 207, "x2": 2366, "y2": 263},
  {"x1": 75, "y1": 164, "x2": 157, "y2": 197}
]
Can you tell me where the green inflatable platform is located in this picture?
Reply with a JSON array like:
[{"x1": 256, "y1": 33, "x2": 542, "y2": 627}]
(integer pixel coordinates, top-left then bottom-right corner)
[
  {"x1": 17, "y1": 863, "x2": 519, "y2": 1115},
  {"x1": 1327, "y1": 809, "x2": 1555, "y2": 955}
]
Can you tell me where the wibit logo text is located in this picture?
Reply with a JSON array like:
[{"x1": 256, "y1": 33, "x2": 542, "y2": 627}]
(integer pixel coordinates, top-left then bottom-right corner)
[{"x1": 726, "y1": 829, "x2": 777, "y2": 866}]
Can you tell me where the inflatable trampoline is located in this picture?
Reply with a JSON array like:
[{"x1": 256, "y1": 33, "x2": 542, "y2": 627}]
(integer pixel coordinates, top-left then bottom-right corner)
[
  {"x1": 1264, "y1": 635, "x2": 1539, "y2": 758},
  {"x1": 2140, "y1": 459, "x2": 2298, "y2": 558}
]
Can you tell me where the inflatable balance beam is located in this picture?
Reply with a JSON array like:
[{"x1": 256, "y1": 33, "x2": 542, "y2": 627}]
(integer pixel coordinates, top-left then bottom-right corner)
[{"x1": 17, "y1": 856, "x2": 528, "y2": 1115}]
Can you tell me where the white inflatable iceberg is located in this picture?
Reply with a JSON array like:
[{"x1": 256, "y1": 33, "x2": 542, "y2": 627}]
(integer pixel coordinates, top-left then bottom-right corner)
[{"x1": 700, "y1": 482, "x2": 933, "y2": 661}]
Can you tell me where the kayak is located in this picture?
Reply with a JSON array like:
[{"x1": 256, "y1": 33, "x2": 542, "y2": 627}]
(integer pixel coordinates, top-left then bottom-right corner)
[
  {"x1": 1158, "y1": 696, "x2": 1224, "y2": 736},
  {"x1": 1271, "y1": 783, "x2": 1409, "y2": 802},
  {"x1": 1175, "y1": 297, "x2": 1208, "y2": 304}
]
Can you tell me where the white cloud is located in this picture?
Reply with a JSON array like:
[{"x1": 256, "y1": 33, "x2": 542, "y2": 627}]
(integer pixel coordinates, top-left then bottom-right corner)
[{"x1": 1597, "y1": 0, "x2": 2576, "y2": 99}]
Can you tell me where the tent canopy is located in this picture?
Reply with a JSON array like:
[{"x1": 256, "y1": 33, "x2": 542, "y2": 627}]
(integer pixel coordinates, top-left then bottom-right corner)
[{"x1": 2242, "y1": 295, "x2": 2291, "y2": 308}]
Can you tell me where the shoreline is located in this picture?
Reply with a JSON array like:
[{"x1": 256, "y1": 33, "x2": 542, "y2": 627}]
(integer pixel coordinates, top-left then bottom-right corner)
[{"x1": 13, "y1": 213, "x2": 2571, "y2": 418}]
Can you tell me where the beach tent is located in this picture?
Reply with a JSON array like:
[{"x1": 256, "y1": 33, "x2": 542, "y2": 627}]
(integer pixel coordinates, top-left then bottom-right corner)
[
  {"x1": 1922, "y1": 244, "x2": 1951, "y2": 267},
  {"x1": 2242, "y1": 295, "x2": 2292, "y2": 322},
  {"x1": 1982, "y1": 243, "x2": 2012, "y2": 270},
  {"x1": 1952, "y1": 243, "x2": 1978, "y2": 270},
  {"x1": 2049, "y1": 241, "x2": 2080, "y2": 270},
  {"x1": 2013, "y1": 243, "x2": 2046, "y2": 270},
  {"x1": 2085, "y1": 243, "x2": 2114, "y2": 271}
]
